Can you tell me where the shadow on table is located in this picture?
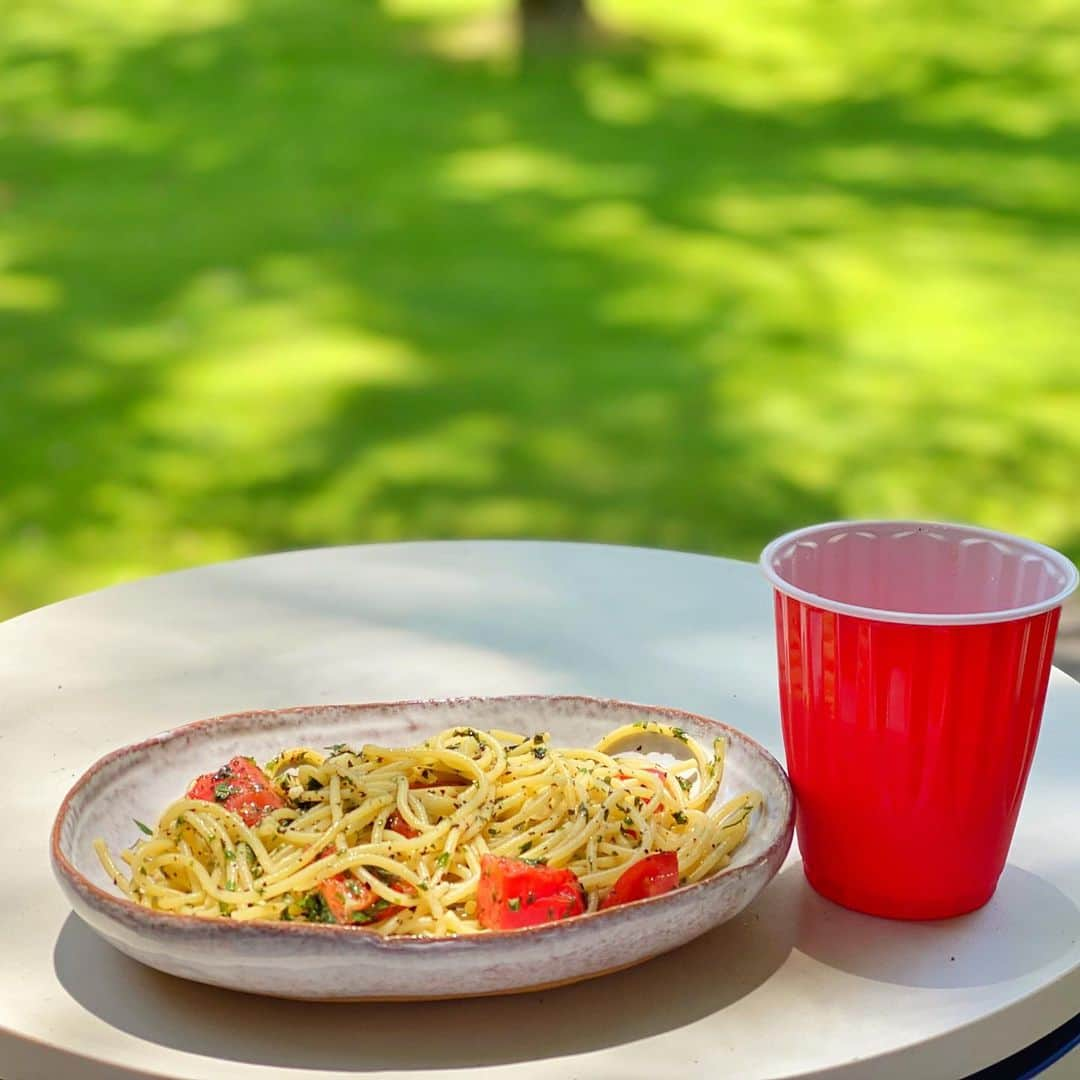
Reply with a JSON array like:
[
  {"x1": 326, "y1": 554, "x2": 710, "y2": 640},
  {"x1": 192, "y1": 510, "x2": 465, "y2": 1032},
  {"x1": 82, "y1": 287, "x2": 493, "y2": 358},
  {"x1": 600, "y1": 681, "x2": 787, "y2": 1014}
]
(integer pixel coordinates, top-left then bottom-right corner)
[
  {"x1": 784, "y1": 861, "x2": 1080, "y2": 990},
  {"x1": 53, "y1": 883, "x2": 794, "y2": 1071}
]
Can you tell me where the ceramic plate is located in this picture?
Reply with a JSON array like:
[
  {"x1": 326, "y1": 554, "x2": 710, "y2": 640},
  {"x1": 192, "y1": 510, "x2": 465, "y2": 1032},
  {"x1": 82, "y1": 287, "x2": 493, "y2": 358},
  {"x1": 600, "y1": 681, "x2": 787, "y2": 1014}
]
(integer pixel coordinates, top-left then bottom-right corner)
[{"x1": 52, "y1": 695, "x2": 794, "y2": 1001}]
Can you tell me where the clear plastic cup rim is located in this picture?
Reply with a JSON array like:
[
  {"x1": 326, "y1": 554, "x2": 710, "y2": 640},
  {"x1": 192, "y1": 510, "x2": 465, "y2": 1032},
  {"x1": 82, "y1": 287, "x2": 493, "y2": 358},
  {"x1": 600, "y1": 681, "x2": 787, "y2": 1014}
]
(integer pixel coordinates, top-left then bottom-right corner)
[{"x1": 759, "y1": 519, "x2": 1079, "y2": 626}]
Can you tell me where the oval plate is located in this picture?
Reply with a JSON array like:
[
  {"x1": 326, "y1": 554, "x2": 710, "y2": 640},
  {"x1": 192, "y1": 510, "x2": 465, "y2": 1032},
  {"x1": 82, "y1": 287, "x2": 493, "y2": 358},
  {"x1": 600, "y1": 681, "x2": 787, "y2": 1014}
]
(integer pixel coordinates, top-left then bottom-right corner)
[{"x1": 52, "y1": 695, "x2": 794, "y2": 1001}]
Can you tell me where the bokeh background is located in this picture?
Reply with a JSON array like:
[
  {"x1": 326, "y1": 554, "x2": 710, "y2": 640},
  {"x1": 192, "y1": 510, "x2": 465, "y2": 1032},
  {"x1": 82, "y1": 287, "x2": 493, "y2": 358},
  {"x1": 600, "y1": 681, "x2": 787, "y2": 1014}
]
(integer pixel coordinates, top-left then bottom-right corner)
[{"x1": 2, "y1": 0, "x2": 1079, "y2": 630}]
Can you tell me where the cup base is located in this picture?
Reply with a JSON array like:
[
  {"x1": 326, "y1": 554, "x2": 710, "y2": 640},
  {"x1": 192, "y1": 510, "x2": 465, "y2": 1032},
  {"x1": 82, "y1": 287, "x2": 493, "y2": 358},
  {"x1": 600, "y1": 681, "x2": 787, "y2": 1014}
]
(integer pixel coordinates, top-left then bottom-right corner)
[{"x1": 802, "y1": 861, "x2": 998, "y2": 921}]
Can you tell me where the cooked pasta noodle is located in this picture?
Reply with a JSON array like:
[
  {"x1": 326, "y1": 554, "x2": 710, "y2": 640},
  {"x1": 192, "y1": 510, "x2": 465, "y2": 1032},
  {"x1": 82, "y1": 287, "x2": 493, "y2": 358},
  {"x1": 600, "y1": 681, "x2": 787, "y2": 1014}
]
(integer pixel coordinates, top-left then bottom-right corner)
[{"x1": 96, "y1": 720, "x2": 762, "y2": 935}]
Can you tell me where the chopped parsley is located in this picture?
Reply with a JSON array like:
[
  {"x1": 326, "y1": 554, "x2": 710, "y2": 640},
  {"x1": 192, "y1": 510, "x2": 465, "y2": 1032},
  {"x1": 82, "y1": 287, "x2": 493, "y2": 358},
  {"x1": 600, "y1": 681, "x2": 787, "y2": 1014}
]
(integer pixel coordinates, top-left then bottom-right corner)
[
  {"x1": 324, "y1": 743, "x2": 349, "y2": 756},
  {"x1": 723, "y1": 806, "x2": 755, "y2": 829},
  {"x1": 671, "y1": 727, "x2": 689, "y2": 743},
  {"x1": 213, "y1": 781, "x2": 235, "y2": 802},
  {"x1": 673, "y1": 810, "x2": 689, "y2": 825},
  {"x1": 507, "y1": 898, "x2": 521, "y2": 911},
  {"x1": 677, "y1": 776, "x2": 694, "y2": 793},
  {"x1": 519, "y1": 839, "x2": 534, "y2": 854},
  {"x1": 133, "y1": 818, "x2": 153, "y2": 836},
  {"x1": 532, "y1": 745, "x2": 548, "y2": 760},
  {"x1": 436, "y1": 852, "x2": 450, "y2": 868},
  {"x1": 351, "y1": 898, "x2": 393, "y2": 925},
  {"x1": 298, "y1": 892, "x2": 335, "y2": 923}
]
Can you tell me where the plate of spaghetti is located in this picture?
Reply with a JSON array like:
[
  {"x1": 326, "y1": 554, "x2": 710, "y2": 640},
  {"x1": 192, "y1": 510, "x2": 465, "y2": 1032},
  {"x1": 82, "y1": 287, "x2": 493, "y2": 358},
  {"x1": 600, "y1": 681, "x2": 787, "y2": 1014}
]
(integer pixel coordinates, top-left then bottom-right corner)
[{"x1": 52, "y1": 695, "x2": 794, "y2": 1000}]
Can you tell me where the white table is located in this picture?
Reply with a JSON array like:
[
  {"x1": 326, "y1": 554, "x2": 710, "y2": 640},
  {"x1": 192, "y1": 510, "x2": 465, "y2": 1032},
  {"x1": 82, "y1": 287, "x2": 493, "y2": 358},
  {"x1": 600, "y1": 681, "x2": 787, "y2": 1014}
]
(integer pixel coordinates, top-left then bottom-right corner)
[{"x1": 3, "y1": 542, "x2": 1077, "y2": 1080}]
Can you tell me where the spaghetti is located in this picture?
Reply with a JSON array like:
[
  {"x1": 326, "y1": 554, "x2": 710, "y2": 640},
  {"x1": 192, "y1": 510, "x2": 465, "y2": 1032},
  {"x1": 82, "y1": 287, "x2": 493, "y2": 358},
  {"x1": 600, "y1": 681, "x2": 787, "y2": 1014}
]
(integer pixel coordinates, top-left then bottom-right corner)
[{"x1": 96, "y1": 720, "x2": 762, "y2": 935}]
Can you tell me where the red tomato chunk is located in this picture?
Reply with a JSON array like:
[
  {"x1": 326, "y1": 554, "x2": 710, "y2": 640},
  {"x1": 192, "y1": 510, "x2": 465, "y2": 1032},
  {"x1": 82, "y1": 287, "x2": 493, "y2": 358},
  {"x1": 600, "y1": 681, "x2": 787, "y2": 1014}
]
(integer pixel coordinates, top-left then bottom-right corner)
[
  {"x1": 615, "y1": 766, "x2": 668, "y2": 817},
  {"x1": 600, "y1": 851, "x2": 679, "y2": 910},
  {"x1": 408, "y1": 771, "x2": 467, "y2": 790},
  {"x1": 186, "y1": 756, "x2": 286, "y2": 827},
  {"x1": 318, "y1": 874, "x2": 409, "y2": 926},
  {"x1": 386, "y1": 811, "x2": 418, "y2": 839},
  {"x1": 477, "y1": 855, "x2": 586, "y2": 930}
]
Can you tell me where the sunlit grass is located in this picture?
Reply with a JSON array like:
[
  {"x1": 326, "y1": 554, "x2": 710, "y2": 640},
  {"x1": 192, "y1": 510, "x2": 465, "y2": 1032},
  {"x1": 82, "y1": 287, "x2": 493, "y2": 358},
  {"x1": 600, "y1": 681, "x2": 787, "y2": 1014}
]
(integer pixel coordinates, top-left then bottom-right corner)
[{"x1": 0, "y1": 0, "x2": 1078, "y2": 615}]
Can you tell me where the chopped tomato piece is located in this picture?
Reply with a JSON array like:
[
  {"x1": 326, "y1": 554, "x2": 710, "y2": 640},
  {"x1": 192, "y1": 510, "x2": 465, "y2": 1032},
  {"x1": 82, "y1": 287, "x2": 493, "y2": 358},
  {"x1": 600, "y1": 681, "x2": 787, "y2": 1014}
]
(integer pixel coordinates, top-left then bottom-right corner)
[
  {"x1": 600, "y1": 852, "x2": 679, "y2": 910},
  {"x1": 616, "y1": 766, "x2": 668, "y2": 812},
  {"x1": 312, "y1": 846, "x2": 415, "y2": 926},
  {"x1": 187, "y1": 756, "x2": 285, "y2": 827},
  {"x1": 386, "y1": 811, "x2": 418, "y2": 839},
  {"x1": 317, "y1": 874, "x2": 409, "y2": 925},
  {"x1": 477, "y1": 855, "x2": 586, "y2": 930},
  {"x1": 409, "y1": 770, "x2": 466, "y2": 789}
]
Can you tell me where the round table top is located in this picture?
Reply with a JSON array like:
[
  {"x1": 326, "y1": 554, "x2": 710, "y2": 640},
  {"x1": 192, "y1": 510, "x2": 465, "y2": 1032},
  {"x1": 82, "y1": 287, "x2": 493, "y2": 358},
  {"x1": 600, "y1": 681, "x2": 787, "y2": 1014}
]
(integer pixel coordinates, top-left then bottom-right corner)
[{"x1": 3, "y1": 542, "x2": 1078, "y2": 1080}]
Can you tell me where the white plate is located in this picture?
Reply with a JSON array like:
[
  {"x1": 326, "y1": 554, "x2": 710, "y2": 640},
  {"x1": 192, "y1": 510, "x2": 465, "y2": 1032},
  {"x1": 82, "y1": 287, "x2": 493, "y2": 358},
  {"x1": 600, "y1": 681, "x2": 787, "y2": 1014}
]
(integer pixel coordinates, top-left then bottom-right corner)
[{"x1": 52, "y1": 694, "x2": 794, "y2": 1001}]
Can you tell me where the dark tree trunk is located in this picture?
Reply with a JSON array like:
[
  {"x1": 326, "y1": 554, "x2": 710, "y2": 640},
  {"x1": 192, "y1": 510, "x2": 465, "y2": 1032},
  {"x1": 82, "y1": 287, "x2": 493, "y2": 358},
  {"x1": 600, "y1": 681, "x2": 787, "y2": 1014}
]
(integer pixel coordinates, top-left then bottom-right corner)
[{"x1": 518, "y1": 0, "x2": 592, "y2": 47}]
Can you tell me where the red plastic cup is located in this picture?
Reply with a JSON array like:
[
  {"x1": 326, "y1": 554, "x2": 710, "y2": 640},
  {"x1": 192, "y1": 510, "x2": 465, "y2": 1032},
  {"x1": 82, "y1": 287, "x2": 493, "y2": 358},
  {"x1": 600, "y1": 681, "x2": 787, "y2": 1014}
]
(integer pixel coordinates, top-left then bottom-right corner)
[{"x1": 760, "y1": 520, "x2": 1078, "y2": 919}]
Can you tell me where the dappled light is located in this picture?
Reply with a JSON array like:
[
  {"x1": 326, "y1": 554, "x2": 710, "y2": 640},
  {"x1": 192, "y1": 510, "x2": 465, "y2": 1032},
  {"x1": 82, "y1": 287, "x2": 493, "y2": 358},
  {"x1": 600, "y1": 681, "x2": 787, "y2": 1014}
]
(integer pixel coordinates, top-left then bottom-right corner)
[{"x1": 1, "y1": 0, "x2": 1078, "y2": 614}]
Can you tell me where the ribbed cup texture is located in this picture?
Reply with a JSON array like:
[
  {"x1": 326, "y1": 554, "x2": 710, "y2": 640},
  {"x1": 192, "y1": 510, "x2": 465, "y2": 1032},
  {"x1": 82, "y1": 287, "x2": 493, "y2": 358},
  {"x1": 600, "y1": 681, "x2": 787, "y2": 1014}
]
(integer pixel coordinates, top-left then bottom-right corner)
[
  {"x1": 775, "y1": 592, "x2": 1060, "y2": 918},
  {"x1": 767, "y1": 523, "x2": 1074, "y2": 619}
]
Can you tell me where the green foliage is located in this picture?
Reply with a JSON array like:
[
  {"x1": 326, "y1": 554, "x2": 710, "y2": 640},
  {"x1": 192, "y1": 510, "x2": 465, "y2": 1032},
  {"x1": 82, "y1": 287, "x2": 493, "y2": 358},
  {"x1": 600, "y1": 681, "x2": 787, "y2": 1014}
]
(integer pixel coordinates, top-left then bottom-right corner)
[{"x1": 1, "y1": 0, "x2": 1078, "y2": 615}]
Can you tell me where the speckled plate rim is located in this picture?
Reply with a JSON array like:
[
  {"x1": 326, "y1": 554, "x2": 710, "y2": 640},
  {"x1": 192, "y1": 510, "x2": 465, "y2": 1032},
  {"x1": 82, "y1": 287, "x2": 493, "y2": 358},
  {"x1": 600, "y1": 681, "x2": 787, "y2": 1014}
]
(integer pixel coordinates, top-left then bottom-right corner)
[{"x1": 52, "y1": 694, "x2": 794, "y2": 952}]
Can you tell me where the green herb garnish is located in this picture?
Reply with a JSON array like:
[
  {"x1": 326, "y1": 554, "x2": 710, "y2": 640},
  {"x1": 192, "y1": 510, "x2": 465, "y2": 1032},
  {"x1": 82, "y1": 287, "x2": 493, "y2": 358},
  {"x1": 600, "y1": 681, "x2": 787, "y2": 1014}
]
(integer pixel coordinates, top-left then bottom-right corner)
[
  {"x1": 436, "y1": 852, "x2": 450, "y2": 868},
  {"x1": 133, "y1": 819, "x2": 153, "y2": 836},
  {"x1": 299, "y1": 892, "x2": 335, "y2": 923},
  {"x1": 351, "y1": 898, "x2": 393, "y2": 925},
  {"x1": 673, "y1": 810, "x2": 689, "y2": 825},
  {"x1": 507, "y1": 898, "x2": 521, "y2": 911},
  {"x1": 723, "y1": 806, "x2": 755, "y2": 829}
]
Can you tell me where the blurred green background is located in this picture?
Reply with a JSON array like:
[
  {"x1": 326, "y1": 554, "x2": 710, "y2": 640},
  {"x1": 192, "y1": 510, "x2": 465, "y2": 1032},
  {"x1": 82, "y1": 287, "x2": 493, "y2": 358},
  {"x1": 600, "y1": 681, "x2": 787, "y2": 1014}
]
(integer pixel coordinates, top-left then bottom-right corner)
[{"x1": 2, "y1": 0, "x2": 1079, "y2": 618}]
